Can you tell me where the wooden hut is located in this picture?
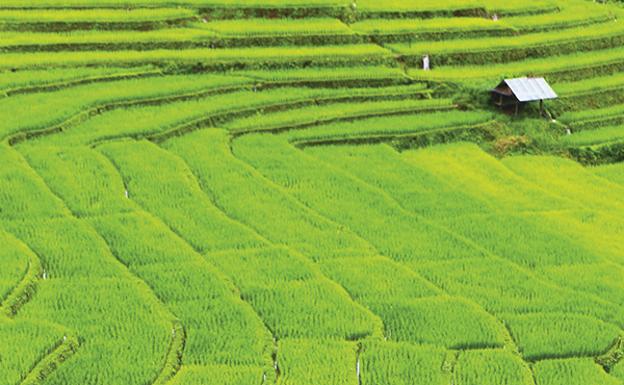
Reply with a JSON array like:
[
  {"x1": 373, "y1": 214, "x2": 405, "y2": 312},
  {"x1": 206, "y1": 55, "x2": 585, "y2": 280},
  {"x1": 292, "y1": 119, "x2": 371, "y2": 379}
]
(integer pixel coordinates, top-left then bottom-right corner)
[{"x1": 491, "y1": 77, "x2": 557, "y2": 115}]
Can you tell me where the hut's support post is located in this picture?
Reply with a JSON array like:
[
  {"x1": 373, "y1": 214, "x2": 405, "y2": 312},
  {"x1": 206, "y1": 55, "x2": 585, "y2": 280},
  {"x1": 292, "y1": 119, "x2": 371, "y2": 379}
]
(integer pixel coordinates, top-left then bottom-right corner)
[
  {"x1": 515, "y1": 102, "x2": 519, "y2": 116},
  {"x1": 540, "y1": 99, "x2": 544, "y2": 116}
]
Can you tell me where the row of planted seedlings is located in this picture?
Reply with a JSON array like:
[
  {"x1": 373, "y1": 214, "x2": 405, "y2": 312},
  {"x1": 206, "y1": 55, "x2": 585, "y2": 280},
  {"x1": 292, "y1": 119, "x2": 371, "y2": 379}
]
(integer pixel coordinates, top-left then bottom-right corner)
[
  {"x1": 159, "y1": 128, "x2": 525, "y2": 383},
  {"x1": 1, "y1": 67, "x2": 424, "y2": 146},
  {"x1": 0, "y1": 0, "x2": 560, "y2": 22},
  {"x1": 6, "y1": 72, "x2": 624, "y2": 384},
  {"x1": 0, "y1": 227, "x2": 79, "y2": 385},
  {"x1": 354, "y1": 3, "x2": 614, "y2": 42},
  {"x1": 0, "y1": 65, "x2": 410, "y2": 101},
  {"x1": 11, "y1": 109, "x2": 624, "y2": 384},
  {"x1": 1, "y1": 4, "x2": 613, "y2": 52},
  {"x1": 548, "y1": 71, "x2": 624, "y2": 164},
  {"x1": 0, "y1": 0, "x2": 598, "y2": 57},
  {"x1": 309, "y1": 141, "x2": 624, "y2": 367},
  {"x1": 7, "y1": 76, "x2": 438, "y2": 149},
  {"x1": 0, "y1": 144, "x2": 181, "y2": 385},
  {"x1": 224, "y1": 132, "x2": 623, "y2": 382},
  {"x1": 86, "y1": 138, "x2": 389, "y2": 383},
  {"x1": 0, "y1": 44, "x2": 396, "y2": 72},
  {"x1": 394, "y1": 18, "x2": 624, "y2": 68},
  {"x1": 226, "y1": 134, "x2": 524, "y2": 348},
  {"x1": 282, "y1": 136, "x2": 620, "y2": 380},
  {"x1": 6, "y1": 112, "x2": 624, "y2": 384},
  {"x1": 0, "y1": 8, "x2": 200, "y2": 32},
  {"x1": 556, "y1": 93, "x2": 624, "y2": 164},
  {"x1": 15, "y1": 142, "x2": 280, "y2": 383},
  {"x1": 279, "y1": 110, "x2": 495, "y2": 148},
  {"x1": 408, "y1": 40, "x2": 624, "y2": 89}
]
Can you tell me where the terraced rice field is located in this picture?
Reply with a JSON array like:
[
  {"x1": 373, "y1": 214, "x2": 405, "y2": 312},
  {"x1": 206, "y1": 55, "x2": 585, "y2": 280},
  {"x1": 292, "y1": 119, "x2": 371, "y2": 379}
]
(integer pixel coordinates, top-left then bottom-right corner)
[{"x1": 1, "y1": 0, "x2": 624, "y2": 384}]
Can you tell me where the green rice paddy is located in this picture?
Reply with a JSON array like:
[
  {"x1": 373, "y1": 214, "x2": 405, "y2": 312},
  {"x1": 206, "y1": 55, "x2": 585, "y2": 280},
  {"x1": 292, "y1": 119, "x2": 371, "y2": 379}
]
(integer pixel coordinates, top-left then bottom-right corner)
[{"x1": 1, "y1": 0, "x2": 624, "y2": 384}]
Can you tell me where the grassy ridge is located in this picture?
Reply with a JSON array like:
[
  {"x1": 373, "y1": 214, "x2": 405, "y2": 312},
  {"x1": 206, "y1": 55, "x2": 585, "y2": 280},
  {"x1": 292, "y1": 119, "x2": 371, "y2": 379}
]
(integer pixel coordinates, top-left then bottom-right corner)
[{"x1": 0, "y1": 45, "x2": 393, "y2": 70}]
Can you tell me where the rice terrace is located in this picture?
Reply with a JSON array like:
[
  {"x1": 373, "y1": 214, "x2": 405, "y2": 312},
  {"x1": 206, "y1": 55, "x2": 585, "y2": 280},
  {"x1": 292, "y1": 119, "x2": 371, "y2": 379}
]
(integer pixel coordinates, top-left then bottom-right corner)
[{"x1": 3, "y1": 0, "x2": 624, "y2": 384}]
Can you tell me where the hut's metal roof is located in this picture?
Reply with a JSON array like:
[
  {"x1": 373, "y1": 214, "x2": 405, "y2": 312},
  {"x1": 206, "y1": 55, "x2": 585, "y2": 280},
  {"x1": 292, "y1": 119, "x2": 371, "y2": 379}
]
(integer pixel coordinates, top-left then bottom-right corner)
[{"x1": 502, "y1": 77, "x2": 558, "y2": 102}]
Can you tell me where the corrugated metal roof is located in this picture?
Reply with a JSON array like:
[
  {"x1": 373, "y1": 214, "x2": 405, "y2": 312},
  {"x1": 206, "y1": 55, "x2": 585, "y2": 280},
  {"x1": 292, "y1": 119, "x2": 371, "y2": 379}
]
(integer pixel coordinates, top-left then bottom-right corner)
[{"x1": 504, "y1": 77, "x2": 558, "y2": 102}]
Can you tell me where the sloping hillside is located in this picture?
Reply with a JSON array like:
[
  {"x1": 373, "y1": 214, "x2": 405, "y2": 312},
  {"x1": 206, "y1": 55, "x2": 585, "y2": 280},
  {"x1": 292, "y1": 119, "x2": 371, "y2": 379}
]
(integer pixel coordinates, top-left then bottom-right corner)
[{"x1": 1, "y1": 1, "x2": 624, "y2": 385}]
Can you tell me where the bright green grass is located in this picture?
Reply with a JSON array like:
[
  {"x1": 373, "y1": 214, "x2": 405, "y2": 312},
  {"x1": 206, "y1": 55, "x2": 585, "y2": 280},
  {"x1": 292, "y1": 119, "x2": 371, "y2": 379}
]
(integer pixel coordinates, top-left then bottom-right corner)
[
  {"x1": 236, "y1": 66, "x2": 408, "y2": 82},
  {"x1": 524, "y1": 210, "x2": 624, "y2": 272},
  {"x1": 0, "y1": 44, "x2": 391, "y2": 70},
  {"x1": 196, "y1": 18, "x2": 353, "y2": 36},
  {"x1": 0, "y1": 318, "x2": 67, "y2": 385},
  {"x1": 19, "y1": 145, "x2": 136, "y2": 216},
  {"x1": 594, "y1": 163, "x2": 624, "y2": 185},
  {"x1": 416, "y1": 257, "x2": 624, "y2": 330},
  {"x1": 390, "y1": 22, "x2": 624, "y2": 60},
  {"x1": 72, "y1": 149, "x2": 382, "y2": 342},
  {"x1": 0, "y1": 73, "x2": 249, "y2": 140},
  {"x1": 207, "y1": 247, "x2": 317, "y2": 290},
  {"x1": 0, "y1": 0, "x2": 560, "y2": 10},
  {"x1": 98, "y1": 140, "x2": 267, "y2": 253},
  {"x1": 308, "y1": 142, "x2": 621, "y2": 301},
  {"x1": 0, "y1": 232, "x2": 30, "y2": 304},
  {"x1": 305, "y1": 143, "x2": 495, "y2": 218},
  {"x1": 401, "y1": 143, "x2": 572, "y2": 214},
  {"x1": 541, "y1": 263, "x2": 624, "y2": 305},
  {"x1": 164, "y1": 129, "x2": 378, "y2": 259},
  {"x1": 360, "y1": 341, "x2": 450, "y2": 385},
  {"x1": 285, "y1": 110, "x2": 491, "y2": 144},
  {"x1": 0, "y1": 0, "x2": 344, "y2": 7},
  {"x1": 225, "y1": 98, "x2": 455, "y2": 134},
  {"x1": 559, "y1": 103, "x2": 624, "y2": 125},
  {"x1": 245, "y1": 280, "x2": 381, "y2": 339},
  {"x1": 614, "y1": 360, "x2": 624, "y2": 382},
  {"x1": 357, "y1": 0, "x2": 558, "y2": 13},
  {"x1": 351, "y1": 17, "x2": 510, "y2": 35},
  {"x1": 205, "y1": 248, "x2": 384, "y2": 342},
  {"x1": 15, "y1": 278, "x2": 174, "y2": 385},
  {"x1": 4, "y1": 125, "x2": 624, "y2": 384},
  {"x1": 0, "y1": 145, "x2": 181, "y2": 385},
  {"x1": 562, "y1": 126, "x2": 624, "y2": 146},
  {"x1": 439, "y1": 212, "x2": 608, "y2": 267},
  {"x1": 533, "y1": 358, "x2": 623, "y2": 385},
  {"x1": 453, "y1": 349, "x2": 534, "y2": 385},
  {"x1": 0, "y1": 20, "x2": 369, "y2": 50},
  {"x1": 369, "y1": 297, "x2": 508, "y2": 348},
  {"x1": 0, "y1": 66, "x2": 158, "y2": 95},
  {"x1": 0, "y1": 28, "x2": 220, "y2": 48},
  {"x1": 2, "y1": 1, "x2": 624, "y2": 383},
  {"x1": 502, "y1": 3, "x2": 615, "y2": 30},
  {"x1": 320, "y1": 256, "x2": 441, "y2": 302},
  {"x1": 0, "y1": 8, "x2": 197, "y2": 23},
  {"x1": 90, "y1": 211, "x2": 274, "y2": 368},
  {"x1": 25, "y1": 85, "x2": 427, "y2": 146},
  {"x1": 4, "y1": 218, "x2": 175, "y2": 385},
  {"x1": 555, "y1": 72, "x2": 624, "y2": 95},
  {"x1": 411, "y1": 45, "x2": 624, "y2": 85},
  {"x1": 170, "y1": 365, "x2": 266, "y2": 385},
  {"x1": 9, "y1": 141, "x2": 275, "y2": 370},
  {"x1": 504, "y1": 312, "x2": 621, "y2": 360},
  {"x1": 233, "y1": 134, "x2": 484, "y2": 262},
  {"x1": 0, "y1": 144, "x2": 69, "y2": 220},
  {"x1": 277, "y1": 339, "x2": 358, "y2": 385},
  {"x1": 503, "y1": 155, "x2": 624, "y2": 212}
]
